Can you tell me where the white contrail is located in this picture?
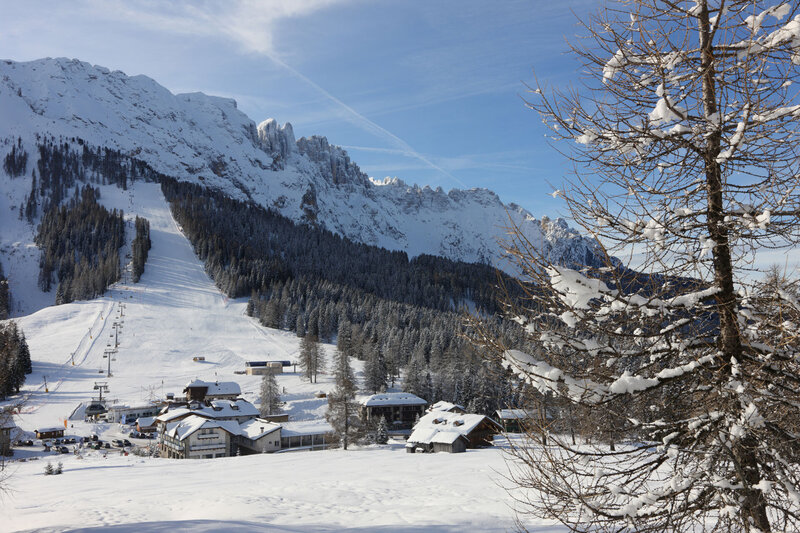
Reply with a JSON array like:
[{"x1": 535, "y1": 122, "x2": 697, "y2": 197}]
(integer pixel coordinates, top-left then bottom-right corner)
[{"x1": 268, "y1": 55, "x2": 467, "y2": 188}]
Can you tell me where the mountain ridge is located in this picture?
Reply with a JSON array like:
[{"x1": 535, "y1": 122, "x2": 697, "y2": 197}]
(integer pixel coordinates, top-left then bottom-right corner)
[{"x1": 0, "y1": 56, "x2": 601, "y2": 271}]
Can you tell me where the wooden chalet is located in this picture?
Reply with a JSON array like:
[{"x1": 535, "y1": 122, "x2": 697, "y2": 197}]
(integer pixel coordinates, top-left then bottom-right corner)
[
  {"x1": 183, "y1": 379, "x2": 241, "y2": 401},
  {"x1": 406, "y1": 411, "x2": 501, "y2": 453},
  {"x1": 35, "y1": 427, "x2": 65, "y2": 440}
]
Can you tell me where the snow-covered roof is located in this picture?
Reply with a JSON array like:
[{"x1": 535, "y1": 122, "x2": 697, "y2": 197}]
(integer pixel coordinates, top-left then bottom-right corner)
[
  {"x1": 407, "y1": 411, "x2": 498, "y2": 445},
  {"x1": 359, "y1": 392, "x2": 427, "y2": 407},
  {"x1": 108, "y1": 403, "x2": 158, "y2": 412},
  {"x1": 156, "y1": 399, "x2": 258, "y2": 423},
  {"x1": 238, "y1": 419, "x2": 281, "y2": 440},
  {"x1": 184, "y1": 379, "x2": 241, "y2": 396},
  {"x1": 136, "y1": 416, "x2": 156, "y2": 427},
  {"x1": 209, "y1": 399, "x2": 259, "y2": 417},
  {"x1": 280, "y1": 420, "x2": 333, "y2": 437},
  {"x1": 35, "y1": 427, "x2": 64, "y2": 433},
  {"x1": 430, "y1": 431, "x2": 467, "y2": 445},
  {"x1": 428, "y1": 401, "x2": 465, "y2": 413},
  {"x1": 495, "y1": 409, "x2": 533, "y2": 420},
  {"x1": 165, "y1": 415, "x2": 242, "y2": 441},
  {"x1": 406, "y1": 427, "x2": 438, "y2": 446}
]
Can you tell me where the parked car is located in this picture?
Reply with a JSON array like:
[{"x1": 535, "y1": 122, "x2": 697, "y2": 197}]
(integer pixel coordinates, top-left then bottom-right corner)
[
  {"x1": 59, "y1": 446, "x2": 69, "y2": 454},
  {"x1": 90, "y1": 434, "x2": 99, "y2": 441},
  {"x1": 123, "y1": 439, "x2": 132, "y2": 447},
  {"x1": 112, "y1": 439, "x2": 124, "y2": 447}
]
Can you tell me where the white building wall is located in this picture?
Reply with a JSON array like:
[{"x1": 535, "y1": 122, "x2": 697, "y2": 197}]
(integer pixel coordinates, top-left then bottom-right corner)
[{"x1": 186, "y1": 429, "x2": 230, "y2": 459}]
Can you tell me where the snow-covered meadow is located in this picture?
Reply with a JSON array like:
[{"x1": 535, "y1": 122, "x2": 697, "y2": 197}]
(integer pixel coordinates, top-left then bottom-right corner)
[
  {"x1": 0, "y1": 181, "x2": 563, "y2": 532},
  {"x1": 2, "y1": 439, "x2": 568, "y2": 533}
]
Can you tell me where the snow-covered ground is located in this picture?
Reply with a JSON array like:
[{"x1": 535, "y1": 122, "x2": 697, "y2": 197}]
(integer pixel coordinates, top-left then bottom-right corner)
[
  {"x1": 1, "y1": 180, "x2": 563, "y2": 532},
  {"x1": 2, "y1": 440, "x2": 563, "y2": 533}
]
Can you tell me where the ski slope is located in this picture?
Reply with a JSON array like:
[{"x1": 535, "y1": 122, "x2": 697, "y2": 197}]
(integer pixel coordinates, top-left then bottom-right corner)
[
  {"x1": 11, "y1": 180, "x2": 328, "y2": 429},
  {"x1": 1, "y1": 181, "x2": 563, "y2": 532}
]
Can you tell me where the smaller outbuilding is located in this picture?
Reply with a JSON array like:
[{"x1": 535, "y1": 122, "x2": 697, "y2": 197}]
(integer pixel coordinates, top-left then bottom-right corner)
[
  {"x1": 279, "y1": 420, "x2": 332, "y2": 451},
  {"x1": 136, "y1": 416, "x2": 158, "y2": 433},
  {"x1": 245, "y1": 361, "x2": 283, "y2": 376},
  {"x1": 430, "y1": 431, "x2": 469, "y2": 454},
  {"x1": 35, "y1": 427, "x2": 65, "y2": 440}
]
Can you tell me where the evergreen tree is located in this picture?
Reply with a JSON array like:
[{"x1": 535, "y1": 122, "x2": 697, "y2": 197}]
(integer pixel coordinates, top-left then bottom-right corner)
[
  {"x1": 0, "y1": 260, "x2": 10, "y2": 320},
  {"x1": 326, "y1": 347, "x2": 361, "y2": 450},
  {"x1": 363, "y1": 349, "x2": 387, "y2": 394},
  {"x1": 131, "y1": 216, "x2": 151, "y2": 283},
  {"x1": 0, "y1": 321, "x2": 29, "y2": 399},
  {"x1": 375, "y1": 416, "x2": 389, "y2": 445},
  {"x1": 259, "y1": 370, "x2": 281, "y2": 417},
  {"x1": 402, "y1": 356, "x2": 426, "y2": 401}
]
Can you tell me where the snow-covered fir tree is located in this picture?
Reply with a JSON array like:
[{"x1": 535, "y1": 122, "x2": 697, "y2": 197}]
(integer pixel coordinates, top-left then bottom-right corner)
[{"x1": 375, "y1": 416, "x2": 389, "y2": 445}]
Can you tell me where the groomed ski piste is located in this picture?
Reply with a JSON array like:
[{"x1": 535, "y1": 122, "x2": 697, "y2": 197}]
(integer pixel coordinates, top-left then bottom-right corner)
[{"x1": 0, "y1": 180, "x2": 564, "y2": 532}]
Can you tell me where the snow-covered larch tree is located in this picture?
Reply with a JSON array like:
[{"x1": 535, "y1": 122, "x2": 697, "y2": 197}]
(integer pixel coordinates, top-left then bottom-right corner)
[
  {"x1": 300, "y1": 330, "x2": 324, "y2": 384},
  {"x1": 481, "y1": 1, "x2": 800, "y2": 531}
]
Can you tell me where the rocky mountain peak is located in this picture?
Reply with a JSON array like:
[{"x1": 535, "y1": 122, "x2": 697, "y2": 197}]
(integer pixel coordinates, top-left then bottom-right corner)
[
  {"x1": 257, "y1": 119, "x2": 295, "y2": 169},
  {"x1": 296, "y1": 135, "x2": 370, "y2": 188}
]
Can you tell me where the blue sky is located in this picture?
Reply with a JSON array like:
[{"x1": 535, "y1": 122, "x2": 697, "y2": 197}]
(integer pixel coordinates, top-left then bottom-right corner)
[{"x1": 0, "y1": 0, "x2": 597, "y2": 218}]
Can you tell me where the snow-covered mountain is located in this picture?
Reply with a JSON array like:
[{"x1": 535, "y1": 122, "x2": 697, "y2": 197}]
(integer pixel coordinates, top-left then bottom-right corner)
[{"x1": 0, "y1": 57, "x2": 598, "y2": 271}]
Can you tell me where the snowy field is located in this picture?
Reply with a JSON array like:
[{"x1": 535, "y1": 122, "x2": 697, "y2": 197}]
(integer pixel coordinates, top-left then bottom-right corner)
[
  {"x1": 0, "y1": 181, "x2": 563, "y2": 532},
  {"x1": 2, "y1": 440, "x2": 567, "y2": 533}
]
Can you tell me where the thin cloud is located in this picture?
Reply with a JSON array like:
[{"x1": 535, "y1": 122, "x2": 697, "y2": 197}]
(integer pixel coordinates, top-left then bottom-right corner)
[{"x1": 86, "y1": 0, "x2": 465, "y2": 187}]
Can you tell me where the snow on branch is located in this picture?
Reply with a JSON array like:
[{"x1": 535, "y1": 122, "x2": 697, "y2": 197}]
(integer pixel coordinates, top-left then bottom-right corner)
[
  {"x1": 546, "y1": 265, "x2": 613, "y2": 309},
  {"x1": 503, "y1": 349, "x2": 607, "y2": 404}
]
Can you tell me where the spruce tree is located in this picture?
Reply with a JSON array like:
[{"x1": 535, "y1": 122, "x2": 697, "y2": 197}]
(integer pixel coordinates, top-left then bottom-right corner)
[
  {"x1": 363, "y1": 349, "x2": 387, "y2": 394},
  {"x1": 259, "y1": 370, "x2": 281, "y2": 417},
  {"x1": 375, "y1": 416, "x2": 389, "y2": 445},
  {"x1": 325, "y1": 347, "x2": 361, "y2": 450}
]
